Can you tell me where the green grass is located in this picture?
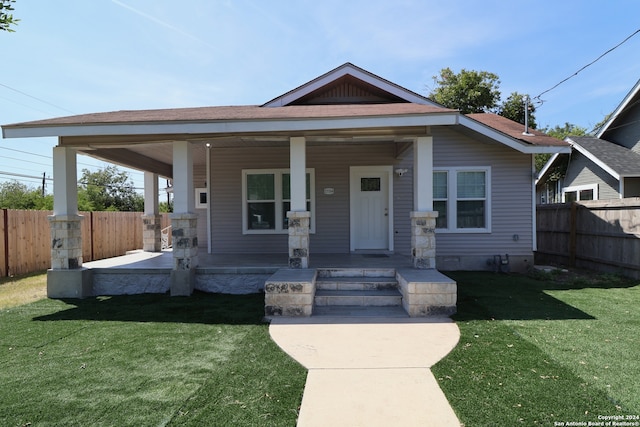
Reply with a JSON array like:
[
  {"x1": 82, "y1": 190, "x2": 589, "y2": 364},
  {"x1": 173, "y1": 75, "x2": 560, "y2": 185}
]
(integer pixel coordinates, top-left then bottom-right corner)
[
  {"x1": 0, "y1": 292, "x2": 306, "y2": 427},
  {"x1": 0, "y1": 271, "x2": 47, "y2": 309},
  {"x1": 433, "y1": 271, "x2": 640, "y2": 426}
]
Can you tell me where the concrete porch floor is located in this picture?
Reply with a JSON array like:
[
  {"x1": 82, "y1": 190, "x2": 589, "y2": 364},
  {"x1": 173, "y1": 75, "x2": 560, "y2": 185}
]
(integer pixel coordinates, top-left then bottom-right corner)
[{"x1": 84, "y1": 250, "x2": 414, "y2": 270}]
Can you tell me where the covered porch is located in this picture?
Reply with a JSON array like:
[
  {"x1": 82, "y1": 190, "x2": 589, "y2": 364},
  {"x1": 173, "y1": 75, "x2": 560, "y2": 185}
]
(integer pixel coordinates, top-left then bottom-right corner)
[{"x1": 83, "y1": 250, "x2": 456, "y2": 317}]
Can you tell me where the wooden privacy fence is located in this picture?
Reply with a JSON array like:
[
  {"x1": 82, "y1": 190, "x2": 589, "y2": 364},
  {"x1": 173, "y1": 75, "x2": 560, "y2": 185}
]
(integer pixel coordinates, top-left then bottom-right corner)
[
  {"x1": 536, "y1": 198, "x2": 640, "y2": 278},
  {"x1": 0, "y1": 210, "x2": 171, "y2": 277}
]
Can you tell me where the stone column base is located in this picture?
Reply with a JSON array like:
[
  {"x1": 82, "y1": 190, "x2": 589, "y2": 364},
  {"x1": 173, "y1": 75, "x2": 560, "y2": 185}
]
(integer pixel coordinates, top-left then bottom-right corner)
[
  {"x1": 264, "y1": 269, "x2": 316, "y2": 317},
  {"x1": 47, "y1": 268, "x2": 93, "y2": 299},
  {"x1": 48, "y1": 214, "x2": 84, "y2": 269},
  {"x1": 287, "y1": 211, "x2": 311, "y2": 268},
  {"x1": 397, "y1": 269, "x2": 456, "y2": 317},
  {"x1": 410, "y1": 211, "x2": 438, "y2": 269},
  {"x1": 142, "y1": 214, "x2": 162, "y2": 252},
  {"x1": 170, "y1": 213, "x2": 198, "y2": 296}
]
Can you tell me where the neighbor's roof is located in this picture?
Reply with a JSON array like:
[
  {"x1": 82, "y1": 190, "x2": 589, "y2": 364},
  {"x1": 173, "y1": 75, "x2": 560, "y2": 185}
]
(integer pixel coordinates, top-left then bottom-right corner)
[
  {"x1": 569, "y1": 136, "x2": 640, "y2": 178},
  {"x1": 467, "y1": 113, "x2": 569, "y2": 147},
  {"x1": 596, "y1": 78, "x2": 640, "y2": 138}
]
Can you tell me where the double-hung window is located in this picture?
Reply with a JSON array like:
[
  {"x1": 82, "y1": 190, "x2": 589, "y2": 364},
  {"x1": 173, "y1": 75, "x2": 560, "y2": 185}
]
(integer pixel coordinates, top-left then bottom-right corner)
[
  {"x1": 242, "y1": 169, "x2": 315, "y2": 234},
  {"x1": 433, "y1": 167, "x2": 491, "y2": 232}
]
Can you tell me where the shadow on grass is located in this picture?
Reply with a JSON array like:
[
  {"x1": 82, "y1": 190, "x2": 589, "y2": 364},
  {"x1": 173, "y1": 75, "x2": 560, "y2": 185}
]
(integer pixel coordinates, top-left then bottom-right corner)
[
  {"x1": 33, "y1": 291, "x2": 266, "y2": 325},
  {"x1": 445, "y1": 271, "x2": 638, "y2": 322}
]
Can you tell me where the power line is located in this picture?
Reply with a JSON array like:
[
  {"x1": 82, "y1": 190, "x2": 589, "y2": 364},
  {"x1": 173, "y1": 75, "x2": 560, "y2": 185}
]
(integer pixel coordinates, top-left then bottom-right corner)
[
  {"x1": 0, "y1": 82, "x2": 76, "y2": 115},
  {"x1": 534, "y1": 28, "x2": 640, "y2": 104},
  {"x1": 0, "y1": 146, "x2": 51, "y2": 159}
]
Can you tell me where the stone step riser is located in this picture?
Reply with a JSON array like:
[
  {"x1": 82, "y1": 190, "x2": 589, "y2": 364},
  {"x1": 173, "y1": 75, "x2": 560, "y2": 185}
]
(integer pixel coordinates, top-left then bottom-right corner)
[
  {"x1": 316, "y1": 281, "x2": 398, "y2": 291},
  {"x1": 314, "y1": 295, "x2": 403, "y2": 307},
  {"x1": 316, "y1": 268, "x2": 396, "y2": 279}
]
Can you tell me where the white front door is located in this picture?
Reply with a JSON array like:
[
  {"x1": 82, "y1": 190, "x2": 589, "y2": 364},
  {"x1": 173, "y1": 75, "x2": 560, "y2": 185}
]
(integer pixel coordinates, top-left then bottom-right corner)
[{"x1": 350, "y1": 166, "x2": 393, "y2": 251}]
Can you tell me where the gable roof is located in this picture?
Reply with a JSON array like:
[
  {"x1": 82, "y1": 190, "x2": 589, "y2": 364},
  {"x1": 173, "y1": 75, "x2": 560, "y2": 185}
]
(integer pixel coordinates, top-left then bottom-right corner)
[
  {"x1": 262, "y1": 62, "x2": 439, "y2": 107},
  {"x1": 596, "y1": 78, "x2": 640, "y2": 138},
  {"x1": 568, "y1": 136, "x2": 640, "y2": 179},
  {"x1": 2, "y1": 63, "x2": 569, "y2": 156}
]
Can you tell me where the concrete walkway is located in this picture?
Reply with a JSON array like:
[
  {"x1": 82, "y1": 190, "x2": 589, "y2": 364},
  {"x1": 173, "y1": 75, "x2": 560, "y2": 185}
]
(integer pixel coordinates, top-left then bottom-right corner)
[{"x1": 269, "y1": 316, "x2": 461, "y2": 427}]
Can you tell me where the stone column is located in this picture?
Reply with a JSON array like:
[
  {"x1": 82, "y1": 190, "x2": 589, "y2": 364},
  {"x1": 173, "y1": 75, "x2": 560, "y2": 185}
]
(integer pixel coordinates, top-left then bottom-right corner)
[
  {"x1": 170, "y1": 213, "x2": 198, "y2": 295},
  {"x1": 47, "y1": 147, "x2": 91, "y2": 298},
  {"x1": 142, "y1": 215, "x2": 162, "y2": 252},
  {"x1": 288, "y1": 211, "x2": 310, "y2": 268},
  {"x1": 411, "y1": 211, "x2": 438, "y2": 269},
  {"x1": 142, "y1": 172, "x2": 162, "y2": 252},
  {"x1": 170, "y1": 141, "x2": 197, "y2": 296}
]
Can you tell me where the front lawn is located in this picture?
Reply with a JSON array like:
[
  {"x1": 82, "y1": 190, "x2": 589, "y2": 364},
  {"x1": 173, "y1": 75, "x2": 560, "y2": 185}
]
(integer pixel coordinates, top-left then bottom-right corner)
[
  {"x1": 434, "y1": 271, "x2": 640, "y2": 426},
  {"x1": 0, "y1": 292, "x2": 306, "y2": 427}
]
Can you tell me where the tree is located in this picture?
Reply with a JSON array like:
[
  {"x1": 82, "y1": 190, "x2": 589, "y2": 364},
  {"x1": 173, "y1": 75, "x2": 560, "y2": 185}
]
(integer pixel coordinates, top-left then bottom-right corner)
[
  {"x1": 1, "y1": 0, "x2": 19, "y2": 32},
  {"x1": 429, "y1": 68, "x2": 501, "y2": 114},
  {"x1": 498, "y1": 92, "x2": 537, "y2": 129},
  {"x1": 540, "y1": 122, "x2": 588, "y2": 140},
  {"x1": 535, "y1": 122, "x2": 589, "y2": 172},
  {"x1": 78, "y1": 166, "x2": 144, "y2": 212},
  {"x1": 0, "y1": 181, "x2": 53, "y2": 209}
]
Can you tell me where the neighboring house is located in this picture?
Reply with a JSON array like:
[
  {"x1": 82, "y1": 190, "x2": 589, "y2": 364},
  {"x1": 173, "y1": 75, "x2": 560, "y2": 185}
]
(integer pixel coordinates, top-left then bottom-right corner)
[
  {"x1": 2, "y1": 63, "x2": 568, "y2": 298},
  {"x1": 537, "y1": 78, "x2": 640, "y2": 203}
]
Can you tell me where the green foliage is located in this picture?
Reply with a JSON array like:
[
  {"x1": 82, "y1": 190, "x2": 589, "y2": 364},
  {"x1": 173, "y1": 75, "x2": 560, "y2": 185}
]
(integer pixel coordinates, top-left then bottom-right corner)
[
  {"x1": 534, "y1": 123, "x2": 588, "y2": 172},
  {"x1": 429, "y1": 68, "x2": 501, "y2": 114},
  {"x1": 78, "y1": 166, "x2": 144, "y2": 212},
  {"x1": 159, "y1": 200, "x2": 173, "y2": 213},
  {"x1": 498, "y1": 91, "x2": 537, "y2": 129},
  {"x1": 0, "y1": 180, "x2": 53, "y2": 210},
  {"x1": 540, "y1": 122, "x2": 589, "y2": 139},
  {"x1": 0, "y1": 0, "x2": 18, "y2": 32}
]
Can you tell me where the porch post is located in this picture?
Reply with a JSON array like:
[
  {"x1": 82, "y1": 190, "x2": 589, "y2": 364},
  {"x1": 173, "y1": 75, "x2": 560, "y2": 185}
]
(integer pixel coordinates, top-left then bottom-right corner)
[
  {"x1": 170, "y1": 141, "x2": 198, "y2": 295},
  {"x1": 288, "y1": 136, "x2": 310, "y2": 268},
  {"x1": 411, "y1": 136, "x2": 438, "y2": 269},
  {"x1": 142, "y1": 172, "x2": 162, "y2": 252},
  {"x1": 47, "y1": 146, "x2": 91, "y2": 297}
]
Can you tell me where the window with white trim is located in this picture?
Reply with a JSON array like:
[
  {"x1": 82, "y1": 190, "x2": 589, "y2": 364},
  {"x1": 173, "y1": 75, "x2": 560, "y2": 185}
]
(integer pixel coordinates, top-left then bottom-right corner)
[
  {"x1": 242, "y1": 169, "x2": 315, "y2": 234},
  {"x1": 562, "y1": 183, "x2": 597, "y2": 203},
  {"x1": 433, "y1": 167, "x2": 491, "y2": 232}
]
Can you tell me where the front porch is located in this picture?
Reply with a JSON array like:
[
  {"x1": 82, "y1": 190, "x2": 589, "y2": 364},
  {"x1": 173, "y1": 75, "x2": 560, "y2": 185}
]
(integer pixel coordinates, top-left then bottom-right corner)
[{"x1": 78, "y1": 250, "x2": 456, "y2": 318}]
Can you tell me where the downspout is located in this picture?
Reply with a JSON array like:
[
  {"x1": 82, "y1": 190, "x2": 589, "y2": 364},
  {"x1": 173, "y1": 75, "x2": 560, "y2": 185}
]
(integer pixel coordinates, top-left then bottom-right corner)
[
  {"x1": 531, "y1": 155, "x2": 537, "y2": 252},
  {"x1": 206, "y1": 143, "x2": 212, "y2": 254}
]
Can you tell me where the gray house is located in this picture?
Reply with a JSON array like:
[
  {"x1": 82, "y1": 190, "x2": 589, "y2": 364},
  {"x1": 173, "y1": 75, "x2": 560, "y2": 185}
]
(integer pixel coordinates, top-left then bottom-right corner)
[
  {"x1": 537, "y1": 78, "x2": 640, "y2": 203},
  {"x1": 3, "y1": 63, "x2": 568, "y2": 310}
]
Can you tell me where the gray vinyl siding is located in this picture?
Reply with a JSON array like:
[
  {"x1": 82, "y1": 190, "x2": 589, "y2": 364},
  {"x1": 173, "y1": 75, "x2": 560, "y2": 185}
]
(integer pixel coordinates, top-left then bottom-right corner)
[
  {"x1": 432, "y1": 128, "x2": 535, "y2": 257},
  {"x1": 563, "y1": 152, "x2": 620, "y2": 199},
  {"x1": 209, "y1": 143, "x2": 409, "y2": 254},
  {"x1": 206, "y1": 129, "x2": 537, "y2": 261},
  {"x1": 601, "y1": 100, "x2": 640, "y2": 153}
]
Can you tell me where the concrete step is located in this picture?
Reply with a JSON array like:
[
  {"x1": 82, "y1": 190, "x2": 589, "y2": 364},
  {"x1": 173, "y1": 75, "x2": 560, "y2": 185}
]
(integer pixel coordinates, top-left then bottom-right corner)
[
  {"x1": 312, "y1": 305, "x2": 408, "y2": 317},
  {"x1": 315, "y1": 276, "x2": 398, "y2": 291},
  {"x1": 316, "y1": 268, "x2": 396, "y2": 278},
  {"x1": 314, "y1": 289, "x2": 402, "y2": 307}
]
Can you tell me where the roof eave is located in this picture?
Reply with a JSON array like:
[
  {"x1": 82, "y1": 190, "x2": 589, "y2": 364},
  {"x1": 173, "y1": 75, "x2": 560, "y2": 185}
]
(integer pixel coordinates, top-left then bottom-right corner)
[
  {"x1": 2, "y1": 112, "x2": 460, "y2": 139},
  {"x1": 567, "y1": 137, "x2": 620, "y2": 180},
  {"x1": 458, "y1": 115, "x2": 570, "y2": 154}
]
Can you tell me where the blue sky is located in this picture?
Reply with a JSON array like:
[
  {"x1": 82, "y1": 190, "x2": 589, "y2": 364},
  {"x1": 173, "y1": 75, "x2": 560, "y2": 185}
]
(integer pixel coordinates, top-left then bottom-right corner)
[{"x1": 1, "y1": 0, "x2": 639, "y2": 192}]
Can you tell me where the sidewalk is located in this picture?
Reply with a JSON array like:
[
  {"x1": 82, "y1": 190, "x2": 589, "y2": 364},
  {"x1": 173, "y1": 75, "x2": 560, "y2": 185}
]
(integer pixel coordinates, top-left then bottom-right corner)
[{"x1": 269, "y1": 316, "x2": 461, "y2": 427}]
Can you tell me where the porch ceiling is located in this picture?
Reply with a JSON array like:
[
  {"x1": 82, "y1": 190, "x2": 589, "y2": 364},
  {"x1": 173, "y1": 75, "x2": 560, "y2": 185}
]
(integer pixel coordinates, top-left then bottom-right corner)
[{"x1": 65, "y1": 126, "x2": 432, "y2": 178}]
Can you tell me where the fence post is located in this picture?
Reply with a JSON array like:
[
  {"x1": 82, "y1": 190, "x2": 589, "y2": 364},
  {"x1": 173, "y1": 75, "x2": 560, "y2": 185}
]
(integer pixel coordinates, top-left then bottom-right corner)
[
  {"x1": 569, "y1": 202, "x2": 577, "y2": 267},
  {"x1": 2, "y1": 209, "x2": 8, "y2": 277}
]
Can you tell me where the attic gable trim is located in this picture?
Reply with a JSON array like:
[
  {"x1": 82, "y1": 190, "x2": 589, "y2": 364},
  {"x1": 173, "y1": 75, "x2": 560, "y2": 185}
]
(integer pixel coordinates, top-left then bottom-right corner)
[
  {"x1": 2, "y1": 113, "x2": 459, "y2": 139},
  {"x1": 262, "y1": 63, "x2": 436, "y2": 107},
  {"x1": 459, "y1": 116, "x2": 571, "y2": 154},
  {"x1": 567, "y1": 137, "x2": 620, "y2": 180},
  {"x1": 596, "y1": 78, "x2": 640, "y2": 138}
]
